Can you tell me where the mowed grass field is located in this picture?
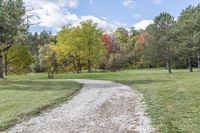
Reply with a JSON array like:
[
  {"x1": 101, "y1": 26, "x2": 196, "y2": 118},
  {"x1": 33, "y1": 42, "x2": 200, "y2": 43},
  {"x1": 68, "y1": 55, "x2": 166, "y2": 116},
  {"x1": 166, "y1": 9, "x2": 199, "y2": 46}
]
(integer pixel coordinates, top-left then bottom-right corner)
[
  {"x1": 0, "y1": 80, "x2": 81, "y2": 131},
  {"x1": 3, "y1": 69, "x2": 200, "y2": 132}
]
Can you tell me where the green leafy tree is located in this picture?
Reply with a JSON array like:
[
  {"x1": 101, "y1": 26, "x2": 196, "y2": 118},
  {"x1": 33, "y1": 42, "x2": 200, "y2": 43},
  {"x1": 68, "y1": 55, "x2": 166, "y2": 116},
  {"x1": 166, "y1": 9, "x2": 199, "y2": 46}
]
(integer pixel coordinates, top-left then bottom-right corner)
[
  {"x1": 145, "y1": 12, "x2": 175, "y2": 73},
  {"x1": 43, "y1": 44, "x2": 57, "y2": 79},
  {"x1": 79, "y1": 20, "x2": 103, "y2": 72},
  {"x1": 7, "y1": 45, "x2": 32, "y2": 74},
  {"x1": 114, "y1": 27, "x2": 129, "y2": 44},
  {"x1": 57, "y1": 20, "x2": 104, "y2": 73},
  {"x1": 26, "y1": 31, "x2": 55, "y2": 72},
  {"x1": 57, "y1": 26, "x2": 85, "y2": 73},
  {"x1": 193, "y1": 4, "x2": 200, "y2": 71},
  {"x1": 176, "y1": 5, "x2": 196, "y2": 72},
  {"x1": 143, "y1": 24, "x2": 161, "y2": 67}
]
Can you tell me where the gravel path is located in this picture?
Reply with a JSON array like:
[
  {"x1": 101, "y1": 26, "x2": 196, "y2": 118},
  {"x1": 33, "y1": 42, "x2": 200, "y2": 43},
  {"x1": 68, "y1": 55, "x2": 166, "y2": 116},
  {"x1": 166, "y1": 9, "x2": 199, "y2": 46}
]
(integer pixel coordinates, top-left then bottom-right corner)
[{"x1": 4, "y1": 79, "x2": 155, "y2": 133}]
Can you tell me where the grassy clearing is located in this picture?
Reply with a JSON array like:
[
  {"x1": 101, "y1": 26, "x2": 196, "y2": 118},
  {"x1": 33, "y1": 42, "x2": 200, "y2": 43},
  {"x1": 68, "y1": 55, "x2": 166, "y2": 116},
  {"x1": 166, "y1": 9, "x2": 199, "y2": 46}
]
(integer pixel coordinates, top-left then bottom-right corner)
[
  {"x1": 5, "y1": 69, "x2": 200, "y2": 132},
  {"x1": 0, "y1": 80, "x2": 81, "y2": 131}
]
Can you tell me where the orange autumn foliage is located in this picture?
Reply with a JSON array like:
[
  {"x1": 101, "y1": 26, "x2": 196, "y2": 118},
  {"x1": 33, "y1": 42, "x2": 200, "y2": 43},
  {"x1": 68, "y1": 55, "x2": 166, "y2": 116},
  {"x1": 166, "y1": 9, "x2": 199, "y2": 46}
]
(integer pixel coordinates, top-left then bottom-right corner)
[{"x1": 135, "y1": 32, "x2": 147, "y2": 51}]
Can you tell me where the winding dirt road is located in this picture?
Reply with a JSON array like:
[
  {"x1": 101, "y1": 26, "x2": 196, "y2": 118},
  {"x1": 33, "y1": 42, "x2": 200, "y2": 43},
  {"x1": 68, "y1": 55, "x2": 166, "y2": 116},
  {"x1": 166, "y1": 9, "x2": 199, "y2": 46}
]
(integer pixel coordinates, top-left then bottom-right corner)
[{"x1": 5, "y1": 79, "x2": 155, "y2": 133}]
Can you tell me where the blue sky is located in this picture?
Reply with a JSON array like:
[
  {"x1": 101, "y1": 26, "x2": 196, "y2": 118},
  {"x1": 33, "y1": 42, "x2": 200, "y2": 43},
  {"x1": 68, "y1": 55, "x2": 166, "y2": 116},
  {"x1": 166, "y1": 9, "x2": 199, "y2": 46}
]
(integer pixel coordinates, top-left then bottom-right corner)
[{"x1": 24, "y1": 0, "x2": 200, "y2": 33}]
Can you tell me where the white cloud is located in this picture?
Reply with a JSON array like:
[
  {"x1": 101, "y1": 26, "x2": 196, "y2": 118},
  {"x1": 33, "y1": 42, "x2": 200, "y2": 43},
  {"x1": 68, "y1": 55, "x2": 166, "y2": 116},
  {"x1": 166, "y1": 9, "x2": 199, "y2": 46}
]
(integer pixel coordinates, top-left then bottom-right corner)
[
  {"x1": 78, "y1": 16, "x2": 118, "y2": 32},
  {"x1": 24, "y1": 1, "x2": 79, "y2": 31},
  {"x1": 153, "y1": 0, "x2": 163, "y2": 4},
  {"x1": 133, "y1": 19, "x2": 153, "y2": 30},
  {"x1": 123, "y1": 0, "x2": 136, "y2": 9},
  {"x1": 24, "y1": 0, "x2": 79, "y2": 8},
  {"x1": 23, "y1": 0, "x2": 124, "y2": 32}
]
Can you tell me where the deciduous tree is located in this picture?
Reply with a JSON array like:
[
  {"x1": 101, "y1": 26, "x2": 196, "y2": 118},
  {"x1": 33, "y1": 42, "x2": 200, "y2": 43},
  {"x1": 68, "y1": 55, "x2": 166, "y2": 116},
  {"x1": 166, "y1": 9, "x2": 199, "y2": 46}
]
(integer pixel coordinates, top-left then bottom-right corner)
[
  {"x1": 79, "y1": 20, "x2": 103, "y2": 72},
  {"x1": 7, "y1": 44, "x2": 32, "y2": 74}
]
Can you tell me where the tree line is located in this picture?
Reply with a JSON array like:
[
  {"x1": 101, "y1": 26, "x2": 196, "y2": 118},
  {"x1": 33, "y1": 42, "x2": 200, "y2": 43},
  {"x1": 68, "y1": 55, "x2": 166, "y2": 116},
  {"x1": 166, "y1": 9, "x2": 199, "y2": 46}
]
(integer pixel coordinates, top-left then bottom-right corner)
[
  {"x1": 0, "y1": 0, "x2": 200, "y2": 78},
  {"x1": 144, "y1": 5, "x2": 200, "y2": 73}
]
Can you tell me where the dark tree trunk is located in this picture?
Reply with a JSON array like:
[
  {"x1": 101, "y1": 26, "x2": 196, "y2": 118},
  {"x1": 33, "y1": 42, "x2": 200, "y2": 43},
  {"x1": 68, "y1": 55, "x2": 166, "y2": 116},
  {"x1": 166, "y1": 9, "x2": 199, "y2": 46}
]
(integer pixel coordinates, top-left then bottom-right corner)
[
  {"x1": 4, "y1": 50, "x2": 8, "y2": 76},
  {"x1": 88, "y1": 59, "x2": 91, "y2": 73},
  {"x1": 166, "y1": 46, "x2": 172, "y2": 74},
  {"x1": 167, "y1": 59, "x2": 172, "y2": 73},
  {"x1": 198, "y1": 52, "x2": 200, "y2": 72},
  {"x1": 77, "y1": 59, "x2": 82, "y2": 73},
  {"x1": 0, "y1": 45, "x2": 11, "y2": 78},
  {"x1": 78, "y1": 66, "x2": 82, "y2": 73},
  {"x1": 73, "y1": 63, "x2": 78, "y2": 73},
  {"x1": 48, "y1": 71, "x2": 54, "y2": 79},
  {"x1": 112, "y1": 54, "x2": 116, "y2": 72},
  {"x1": 189, "y1": 56, "x2": 193, "y2": 72},
  {"x1": 51, "y1": 71, "x2": 54, "y2": 79},
  {"x1": 0, "y1": 54, "x2": 4, "y2": 78},
  {"x1": 72, "y1": 58, "x2": 82, "y2": 74},
  {"x1": 88, "y1": 43, "x2": 92, "y2": 73}
]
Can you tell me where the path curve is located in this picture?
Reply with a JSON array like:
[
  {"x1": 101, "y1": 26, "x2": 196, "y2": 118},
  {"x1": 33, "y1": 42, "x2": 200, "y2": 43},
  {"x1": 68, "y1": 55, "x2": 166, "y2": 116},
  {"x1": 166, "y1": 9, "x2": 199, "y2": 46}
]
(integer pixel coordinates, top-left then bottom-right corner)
[{"x1": 5, "y1": 79, "x2": 155, "y2": 133}]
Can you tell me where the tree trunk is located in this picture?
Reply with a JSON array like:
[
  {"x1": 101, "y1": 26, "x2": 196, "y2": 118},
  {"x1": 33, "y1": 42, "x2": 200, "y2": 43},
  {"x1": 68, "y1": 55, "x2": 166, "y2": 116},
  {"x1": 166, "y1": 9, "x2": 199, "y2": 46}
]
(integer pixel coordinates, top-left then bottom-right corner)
[
  {"x1": 147, "y1": 64, "x2": 150, "y2": 69},
  {"x1": 76, "y1": 59, "x2": 82, "y2": 73},
  {"x1": 112, "y1": 54, "x2": 116, "y2": 72},
  {"x1": 51, "y1": 70, "x2": 54, "y2": 79},
  {"x1": 166, "y1": 47, "x2": 172, "y2": 74},
  {"x1": 4, "y1": 50, "x2": 8, "y2": 76},
  {"x1": 88, "y1": 44, "x2": 92, "y2": 73},
  {"x1": 73, "y1": 63, "x2": 78, "y2": 73},
  {"x1": 189, "y1": 56, "x2": 193, "y2": 72},
  {"x1": 167, "y1": 59, "x2": 172, "y2": 73},
  {"x1": 78, "y1": 65, "x2": 82, "y2": 73},
  {"x1": 88, "y1": 59, "x2": 91, "y2": 73},
  {"x1": 198, "y1": 52, "x2": 200, "y2": 72},
  {"x1": 0, "y1": 54, "x2": 4, "y2": 78},
  {"x1": 77, "y1": 59, "x2": 82, "y2": 73},
  {"x1": 113, "y1": 58, "x2": 116, "y2": 72},
  {"x1": 48, "y1": 71, "x2": 54, "y2": 79},
  {"x1": 48, "y1": 72, "x2": 50, "y2": 78}
]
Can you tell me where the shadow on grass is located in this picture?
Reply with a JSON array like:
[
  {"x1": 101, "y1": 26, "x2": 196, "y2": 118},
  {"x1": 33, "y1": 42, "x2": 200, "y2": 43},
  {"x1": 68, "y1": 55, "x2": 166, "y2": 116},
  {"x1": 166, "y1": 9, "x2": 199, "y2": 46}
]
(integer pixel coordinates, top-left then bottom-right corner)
[
  {"x1": 116, "y1": 79, "x2": 171, "y2": 86},
  {"x1": 0, "y1": 81, "x2": 81, "y2": 91}
]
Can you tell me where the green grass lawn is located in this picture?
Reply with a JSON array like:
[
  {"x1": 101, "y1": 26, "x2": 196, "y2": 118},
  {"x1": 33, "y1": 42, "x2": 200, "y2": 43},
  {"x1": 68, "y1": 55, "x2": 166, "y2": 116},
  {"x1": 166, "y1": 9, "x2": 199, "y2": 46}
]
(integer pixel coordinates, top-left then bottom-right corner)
[
  {"x1": 0, "y1": 80, "x2": 81, "y2": 131},
  {"x1": 4, "y1": 69, "x2": 200, "y2": 133}
]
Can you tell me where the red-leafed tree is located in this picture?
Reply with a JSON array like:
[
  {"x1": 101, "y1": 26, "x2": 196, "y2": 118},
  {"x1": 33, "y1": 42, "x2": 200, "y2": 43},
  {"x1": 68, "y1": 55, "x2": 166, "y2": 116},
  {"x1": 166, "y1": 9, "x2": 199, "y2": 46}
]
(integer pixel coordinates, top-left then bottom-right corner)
[
  {"x1": 102, "y1": 33, "x2": 120, "y2": 54},
  {"x1": 101, "y1": 33, "x2": 120, "y2": 71}
]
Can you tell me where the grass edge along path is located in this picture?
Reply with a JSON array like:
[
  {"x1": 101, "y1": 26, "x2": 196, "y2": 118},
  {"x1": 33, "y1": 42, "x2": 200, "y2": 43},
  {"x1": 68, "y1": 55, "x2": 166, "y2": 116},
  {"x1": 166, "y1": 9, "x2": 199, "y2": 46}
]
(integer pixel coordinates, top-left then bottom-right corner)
[{"x1": 0, "y1": 80, "x2": 82, "y2": 131}]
